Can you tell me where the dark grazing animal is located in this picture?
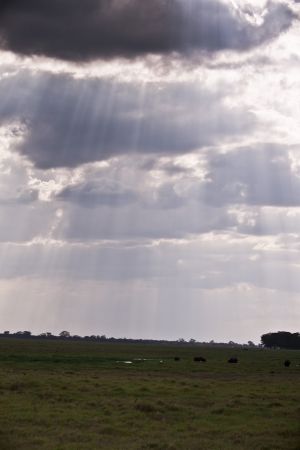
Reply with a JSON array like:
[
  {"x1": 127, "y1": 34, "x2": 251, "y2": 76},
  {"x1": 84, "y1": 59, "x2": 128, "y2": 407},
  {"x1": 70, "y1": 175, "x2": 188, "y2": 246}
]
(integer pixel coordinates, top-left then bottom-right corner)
[
  {"x1": 174, "y1": 357, "x2": 180, "y2": 361},
  {"x1": 228, "y1": 357, "x2": 238, "y2": 364},
  {"x1": 284, "y1": 359, "x2": 291, "y2": 367},
  {"x1": 194, "y1": 356, "x2": 206, "y2": 362}
]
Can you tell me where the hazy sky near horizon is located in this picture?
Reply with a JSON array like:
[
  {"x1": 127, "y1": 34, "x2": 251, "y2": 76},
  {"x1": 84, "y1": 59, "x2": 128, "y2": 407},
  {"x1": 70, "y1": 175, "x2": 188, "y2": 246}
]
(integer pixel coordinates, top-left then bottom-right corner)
[{"x1": 0, "y1": 0, "x2": 299, "y2": 342}]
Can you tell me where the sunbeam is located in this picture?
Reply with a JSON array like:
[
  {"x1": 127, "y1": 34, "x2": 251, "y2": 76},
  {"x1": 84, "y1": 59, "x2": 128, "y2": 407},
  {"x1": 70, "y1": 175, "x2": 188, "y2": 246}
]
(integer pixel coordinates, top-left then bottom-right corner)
[{"x1": 0, "y1": 0, "x2": 299, "y2": 343}]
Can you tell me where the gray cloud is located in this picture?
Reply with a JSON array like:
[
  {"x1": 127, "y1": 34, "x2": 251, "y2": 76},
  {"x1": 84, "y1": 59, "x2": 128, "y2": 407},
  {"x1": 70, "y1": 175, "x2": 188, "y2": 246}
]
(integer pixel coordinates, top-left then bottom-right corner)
[
  {"x1": 142, "y1": 183, "x2": 186, "y2": 210},
  {"x1": 140, "y1": 158, "x2": 191, "y2": 175},
  {"x1": 54, "y1": 200, "x2": 233, "y2": 241},
  {"x1": 2, "y1": 235, "x2": 300, "y2": 297},
  {"x1": 202, "y1": 145, "x2": 300, "y2": 208},
  {"x1": 0, "y1": 203, "x2": 55, "y2": 243},
  {"x1": 57, "y1": 179, "x2": 137, "y2": 208},
  {"x1": 0, "y1": 72, "x2": 255, "y2": 169},
  {"x1": 0, "y1": 188, "x2": 38, "y2": 206},
  {"x1": 0, "y1": 1, "x2": 296, "y2": 62}
]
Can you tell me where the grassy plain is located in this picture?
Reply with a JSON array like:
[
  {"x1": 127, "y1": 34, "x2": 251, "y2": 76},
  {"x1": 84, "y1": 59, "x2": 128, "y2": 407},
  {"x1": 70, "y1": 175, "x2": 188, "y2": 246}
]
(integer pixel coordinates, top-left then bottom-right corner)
[{"x1": 0, "y1": 339, "x2": 299, "y2": 450}]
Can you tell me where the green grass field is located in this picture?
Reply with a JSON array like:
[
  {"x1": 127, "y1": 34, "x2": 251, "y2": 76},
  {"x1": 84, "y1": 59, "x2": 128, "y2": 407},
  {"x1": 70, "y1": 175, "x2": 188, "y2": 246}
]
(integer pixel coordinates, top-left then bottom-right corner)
[{"x1": 0, "y1": 339, "x2": 299, "y2": 450}]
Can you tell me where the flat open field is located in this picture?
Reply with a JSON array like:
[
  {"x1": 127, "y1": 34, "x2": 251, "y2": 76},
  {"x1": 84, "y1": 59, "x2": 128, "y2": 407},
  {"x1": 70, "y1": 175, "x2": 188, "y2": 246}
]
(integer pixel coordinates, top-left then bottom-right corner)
[{"x1": 0, "y1": 339, "x2": 299, "y2": 450}]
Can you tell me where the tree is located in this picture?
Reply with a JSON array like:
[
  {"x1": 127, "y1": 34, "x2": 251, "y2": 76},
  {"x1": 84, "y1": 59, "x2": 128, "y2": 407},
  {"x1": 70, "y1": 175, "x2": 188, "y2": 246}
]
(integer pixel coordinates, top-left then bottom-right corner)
[
  {"x1": 16, "y1": 331, "x2": 31, "y2": 337},
  {"x1": 59, "y1": 331, "x2": 70, "y2": 338},
  {"x1": 261, "y1": 332, "x2": 300, "y2": 349}
]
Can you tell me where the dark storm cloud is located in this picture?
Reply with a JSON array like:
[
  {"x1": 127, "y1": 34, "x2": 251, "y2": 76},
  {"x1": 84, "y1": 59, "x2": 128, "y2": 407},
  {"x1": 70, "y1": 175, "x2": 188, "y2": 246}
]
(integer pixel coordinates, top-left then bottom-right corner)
[
  {"x1": 0, "y1": 0, "x2": 296, "y2": 61},
  {"x1": 0, "y1": 72, "x2": 255, "y2": 169}
]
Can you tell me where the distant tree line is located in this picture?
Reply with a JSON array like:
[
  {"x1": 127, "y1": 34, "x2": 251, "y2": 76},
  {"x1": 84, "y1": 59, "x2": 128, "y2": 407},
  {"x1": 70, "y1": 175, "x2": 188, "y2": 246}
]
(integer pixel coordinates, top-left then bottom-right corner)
[
  {"x1": 0, "y1": 330, "x2": 260, "y2": 347},
  {"x1": 0, "y1": 330, "x2": 186, "y2": 345},
  {"x1": 261, "y1": 332, "x2": 300, "y2": 349},
  {"x1": 3, "y1": 330, "x2": 298, "y2": 348}
]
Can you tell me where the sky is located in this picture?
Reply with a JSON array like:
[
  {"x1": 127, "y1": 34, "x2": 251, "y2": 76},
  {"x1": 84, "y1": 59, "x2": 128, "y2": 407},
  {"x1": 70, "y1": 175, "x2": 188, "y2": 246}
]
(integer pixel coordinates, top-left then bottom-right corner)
[{"x1": 0, "y1": 0, "x2": 299, "y2": 343}]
